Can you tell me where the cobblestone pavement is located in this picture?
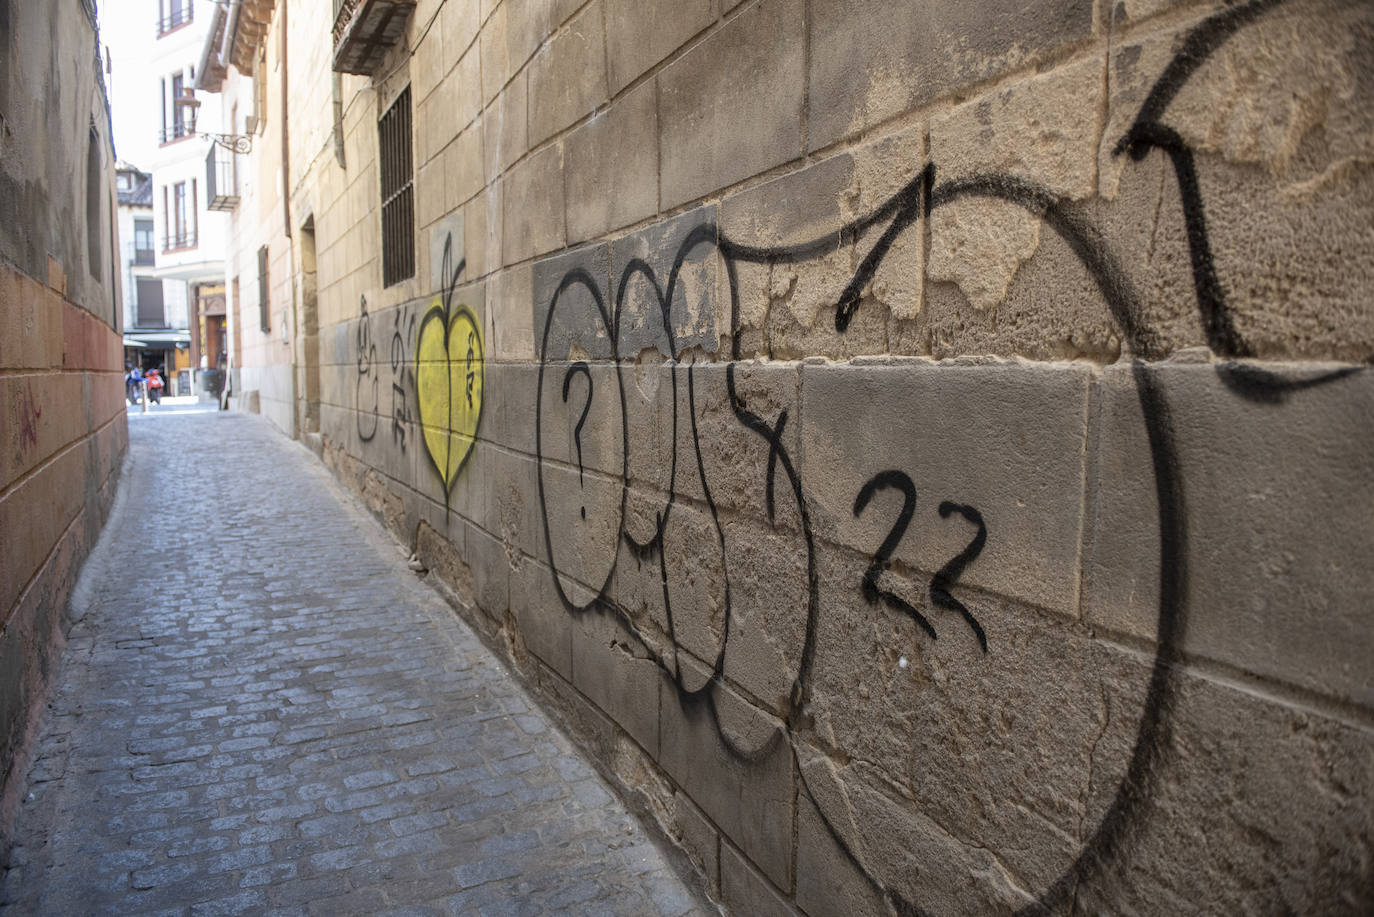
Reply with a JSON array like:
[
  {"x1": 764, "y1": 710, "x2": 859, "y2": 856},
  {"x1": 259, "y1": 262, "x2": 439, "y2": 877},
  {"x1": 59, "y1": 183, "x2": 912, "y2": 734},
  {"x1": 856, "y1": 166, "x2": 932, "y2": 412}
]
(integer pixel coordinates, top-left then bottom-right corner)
[{"x1": 1, "y1": 412, "x2": 708, "y2": 916}]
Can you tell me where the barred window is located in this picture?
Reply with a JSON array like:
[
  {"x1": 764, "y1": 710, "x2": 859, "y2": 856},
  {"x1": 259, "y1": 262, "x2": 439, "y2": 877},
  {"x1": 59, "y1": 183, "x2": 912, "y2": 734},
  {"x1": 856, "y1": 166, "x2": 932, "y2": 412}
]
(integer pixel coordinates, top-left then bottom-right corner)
[{"x1": 378, "y1": 86, "x2": 414, "y2": 287}]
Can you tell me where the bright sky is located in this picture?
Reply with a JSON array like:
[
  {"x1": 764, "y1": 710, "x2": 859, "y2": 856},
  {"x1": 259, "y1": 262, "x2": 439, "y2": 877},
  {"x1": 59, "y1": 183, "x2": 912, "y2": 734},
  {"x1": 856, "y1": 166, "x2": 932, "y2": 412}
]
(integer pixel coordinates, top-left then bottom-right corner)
[{"x1": 101, "y1": 0, "x2": 162, "y2": 169}]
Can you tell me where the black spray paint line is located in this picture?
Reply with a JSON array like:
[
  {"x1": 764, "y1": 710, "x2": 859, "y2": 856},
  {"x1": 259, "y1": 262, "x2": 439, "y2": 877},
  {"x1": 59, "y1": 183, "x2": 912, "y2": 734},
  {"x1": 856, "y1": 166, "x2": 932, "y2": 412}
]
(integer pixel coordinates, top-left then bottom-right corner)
[
  {"x1": 531, "y1": 0, "x2": 1367, "y2": 910},
  {"x1": 931, "y1": 502, "x2": 989, "y2": 654},
  {"x1": 561, "y1": 361, "x2": 592, "y2": 518},
  {"x1": 1112, "y1": 0, "x2": 1360, "y2": 403},
  {"x1": 853, "y1": 470, "x2": 938, "y2": 641},
  {"x1": 356, "y1": 294, "x2": 380, "y2": 443}
]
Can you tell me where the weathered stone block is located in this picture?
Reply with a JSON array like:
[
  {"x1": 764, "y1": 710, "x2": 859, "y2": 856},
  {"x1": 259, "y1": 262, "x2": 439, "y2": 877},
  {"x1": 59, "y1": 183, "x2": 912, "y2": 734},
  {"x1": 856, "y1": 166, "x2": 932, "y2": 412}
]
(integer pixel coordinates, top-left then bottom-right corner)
[
  {"x1": 532, "y1": 243, "x2": 613, "y2": 361},
  {"x1": 426, "y1": 47, "x2": 482, "y2": 161},
  {"x1": 928, "y1": 56, "x2": 1102, "y2": 314},
  {"x1": 510, "y1": 557, "x2": 573, "y2": 679},
  {"x1": 1077, "y1": 642, "x2": 1374, "y2": 914},
  {"x1": 604, "y1": 0, "x2": 713, "y2": 95},
  {"x1": 1, "y1": 373, "x2": 84, "y2": 493},
  {"x1": 569, "y1": 608, "x2": 661, "y2": 755},
  {"x1": 719, "y1": 842, "x2": 799, "y2": 917},
  {"x1": 441, "y1": 0, "x2": 481, "y2": 65},
  {"x1": 478, "y1": 1, "x2": 512, "y2": 106},
  {"x1": 670, "y1": 791, "x2": 720, "y2": 898},
  {"x1": 795, "y1": 794, "x2": 890, "y2": 917},
  {"x1": 610, "y1": 206, "x2": 721, "y2": 359},
  {"x1": 807, "y1": 0, "x2": 1093, "y2": 151},
  {"x1": 536, "y1": 457, "x2": 621, "y2": 607},
  {"x1": 484, "y1": 445, "x2": 543, "y2": 563},
  {"x1": 445, "y1": 121, "x2": 484, "y2": 213},
  {"x1": 486, "y1": 263, "x2": 536, "y2": 363},
  {"x1": 658, "y1": 666, "x2": 794, "y2": 888},
  {"x1": 800, "y1": 539, "x2": 1134, "y2": 912},
  {"x1": 465, "y1": 519, "x2": 511, "y2": 621},
  {"x1": 0, "y1": 269, "x2": 62, "y2": 371},
  {"x1": 528, "y1": 0, "x2": 607, "y2": 146},
  {"x1": 716, "y1": 515, "x2": 810, "y2": 717},
  {"x1": 502, "y1": 142, "x2": 566, "y2": 264},
  {"x1": 1097, "y1": 0, "x2": 1374, "y2": 362},
  {"x1": 799, "y1": 359, "x2": 1093, "y2": 616},
  {"x1": 484, "y1": 71, "x2": 528, "y2": 183},
  {"x1": 1082, "y1": 359, "x2": 1374, "y2": 706},
  {"x1": 658, "y1": 0, "x2": 805, "y2": 209},
  {"x1": 565, "y1": 79, "x2": 658, "y2": 244}
]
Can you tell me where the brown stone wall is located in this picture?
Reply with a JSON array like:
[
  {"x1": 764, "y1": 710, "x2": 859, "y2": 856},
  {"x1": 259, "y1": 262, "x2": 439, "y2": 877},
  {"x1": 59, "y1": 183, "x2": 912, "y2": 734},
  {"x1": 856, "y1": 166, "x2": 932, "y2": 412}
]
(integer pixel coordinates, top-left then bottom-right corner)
[
  {"x1": 0, "y1": 1, "x2": 128, "y2": 844},
  {"x1": 291, "y1": 0, "x2": 1373, "y2": 911}
]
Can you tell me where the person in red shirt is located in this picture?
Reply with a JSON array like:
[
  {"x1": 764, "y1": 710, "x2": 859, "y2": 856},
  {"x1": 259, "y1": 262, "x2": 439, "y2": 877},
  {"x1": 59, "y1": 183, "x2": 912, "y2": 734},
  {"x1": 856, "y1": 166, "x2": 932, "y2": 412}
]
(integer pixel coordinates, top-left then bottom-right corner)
[{"x1": 146, "y1": 367, "x2": 164, "y2": 405}]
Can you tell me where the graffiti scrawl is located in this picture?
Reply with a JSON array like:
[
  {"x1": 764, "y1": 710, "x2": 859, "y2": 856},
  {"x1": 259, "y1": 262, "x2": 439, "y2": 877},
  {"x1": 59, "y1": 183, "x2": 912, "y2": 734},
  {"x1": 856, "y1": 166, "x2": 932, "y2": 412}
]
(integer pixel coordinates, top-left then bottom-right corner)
[
  {"x1": 530, "y1": 1, "x2": 1366, "y2": 914},
  {"x1": 415, "y1": 234, "x2": 484, "y2": 497}
]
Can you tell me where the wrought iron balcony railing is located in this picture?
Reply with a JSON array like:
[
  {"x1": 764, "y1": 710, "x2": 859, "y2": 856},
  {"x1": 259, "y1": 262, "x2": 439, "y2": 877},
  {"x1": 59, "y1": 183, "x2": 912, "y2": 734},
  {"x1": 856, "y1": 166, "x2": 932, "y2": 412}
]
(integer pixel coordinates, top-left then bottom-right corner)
[{"x1": 157, "y1": 4, "x2": 193, "y2": 36}]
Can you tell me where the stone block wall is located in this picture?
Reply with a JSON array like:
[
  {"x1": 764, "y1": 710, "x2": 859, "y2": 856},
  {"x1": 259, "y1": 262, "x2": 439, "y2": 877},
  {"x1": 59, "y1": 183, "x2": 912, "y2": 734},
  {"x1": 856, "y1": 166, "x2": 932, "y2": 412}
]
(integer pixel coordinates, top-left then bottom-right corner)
[
  {"x1": 298, "y1": 0, "x2": 1373, "y2": 911},
  {"x1": 0, "y1": 1, "x2": 128, "y2": 846}
]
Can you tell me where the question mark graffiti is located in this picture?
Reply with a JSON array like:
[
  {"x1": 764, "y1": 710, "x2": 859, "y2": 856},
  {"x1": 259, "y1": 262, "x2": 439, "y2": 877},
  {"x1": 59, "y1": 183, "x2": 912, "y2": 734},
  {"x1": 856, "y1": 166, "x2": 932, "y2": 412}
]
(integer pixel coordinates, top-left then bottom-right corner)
[{"x1": 561, "y1": 361, "x2": 593, "y2": 520}]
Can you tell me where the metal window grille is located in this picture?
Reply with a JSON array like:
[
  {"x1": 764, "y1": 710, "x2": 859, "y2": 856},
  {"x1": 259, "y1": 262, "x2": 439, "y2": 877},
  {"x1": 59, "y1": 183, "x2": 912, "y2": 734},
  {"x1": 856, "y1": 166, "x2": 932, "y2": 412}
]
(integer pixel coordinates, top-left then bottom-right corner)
[
  {"x1": 378, "y1": 87, "x2": 414, "y2": 287},
  {"x1": 258, "y1": 245, "x2": 270, "y2": 333},
  {"x1": 158, "y1": 0, "x2": 192, "y2": 36}
]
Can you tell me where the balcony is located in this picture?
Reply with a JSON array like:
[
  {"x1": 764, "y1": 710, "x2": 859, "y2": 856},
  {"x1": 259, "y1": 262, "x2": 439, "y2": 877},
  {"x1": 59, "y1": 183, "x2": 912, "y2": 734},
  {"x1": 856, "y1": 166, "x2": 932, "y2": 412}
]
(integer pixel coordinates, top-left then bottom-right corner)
[
  {"x1": 333, "y1": 0, "x2": 415, "y2": 75},
  {"x1": 133, "y1": 249, "x2": 156, "y2": 267},
  {"x1": 157, "y1": 4, "x2": 193, "y2": 36},
  {"x1": 163, "y1": 230, "x2": 198, "y2": 253},
  {"x1": 205, "y1": 145, "x2": 239, "y2": 212},
  {"x1": 159, "y1": 122, "x2": 194, "y2": 144}
]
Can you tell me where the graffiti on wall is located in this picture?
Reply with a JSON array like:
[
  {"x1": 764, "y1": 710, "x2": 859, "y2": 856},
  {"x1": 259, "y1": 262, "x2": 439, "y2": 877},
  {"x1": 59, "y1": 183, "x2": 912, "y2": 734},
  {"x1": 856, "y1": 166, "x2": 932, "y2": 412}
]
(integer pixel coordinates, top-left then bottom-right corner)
[
  {"x1": 531, "y1": 1, "x2": 1363, "y2": 914},
  {"x1": 415, "y1": 234, "x2": 484, "y2": 496},
  {"x1": 352, "y1": 232, "x2": 484, "y2": 499},
  {"x1": 355, "y1": 295, "x2": 380, "y2": 443}
]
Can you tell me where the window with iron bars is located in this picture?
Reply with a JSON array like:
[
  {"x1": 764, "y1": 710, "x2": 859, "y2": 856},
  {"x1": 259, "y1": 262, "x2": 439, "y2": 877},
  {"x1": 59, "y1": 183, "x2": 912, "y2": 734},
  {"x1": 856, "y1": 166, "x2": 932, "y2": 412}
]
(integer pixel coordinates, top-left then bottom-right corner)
[
  {"x1": 378, "y1": 87, "x2": 414, "y2": 288},
  {"x1": 157, "y1": 0, "x2": 192, "y2": 36}
]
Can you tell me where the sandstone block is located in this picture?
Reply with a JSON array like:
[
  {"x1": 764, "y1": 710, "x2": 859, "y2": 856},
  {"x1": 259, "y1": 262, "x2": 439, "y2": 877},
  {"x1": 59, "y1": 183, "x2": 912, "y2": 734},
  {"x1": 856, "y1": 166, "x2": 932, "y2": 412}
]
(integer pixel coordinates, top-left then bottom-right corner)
[
  {"x1": 670, "y1": 791, "x2": 720, "y2": 898},
  {"x1": 604, "y1": 0, "x2": 713, "y2": 95},
  {"x1": 928, "y1": 56, "x2": 1103, "y2": 314},
  {"x1": 486, "y1": 262, "x2": 535, "y2": 362},
  {"x1": 1082, "y1": 359, "x2": 1374, "y2": 707},
  {"x1": 795, "y1": 794, "x2": 890, "y2": 917},
  {"x1": 484, "y1": 71, "x2": 528, "y2": 183},
  {"x1": 565, "y1": 79, "x2": 659, "y2": 244},
  {"x1": 510, "y1": 557, "x2": 573, "y2": 678},
  {"x1": 464, "y1": 519, "x2": 511, "y2": 620},
  {"x1": 502, "y1": 141, "x2": 566, "y2": 265},
  {"x1": 799, "y1": 359, "x2": 1093, "y2": 617},
  {"x1": 569, "y1": 608, "x2": 662, "y2": 755},
  {"x1": 532, "y1": 243, "x2": 613, "y2": 361},
  {"x1": 807, "y1": 0, "x2": 1093, "y2": 151},
  {"x1": 719, "y1": 842, "x2": 798, "y2": 917},
  {"x1": 527, "y1": 0, "x2": 607, "y2": 146},
  {"x1": 658, "y1": 666, "x2": 794, "y2": 888},
  {"x1": 1077, "y1": 641, "x2": 1374, "y2": 914},
  {"x1": 658, "y1": 0, "x2": 804, "y2": 209},
  {"x1": 445, "y1": 121, "x2": 485, "y2": 213},
  {"x1": 484, "y1": 445, "x2": 544, "y2": 563},
  {"x1": 610, "y1": 206, "x2": 721, "y2": 359}
]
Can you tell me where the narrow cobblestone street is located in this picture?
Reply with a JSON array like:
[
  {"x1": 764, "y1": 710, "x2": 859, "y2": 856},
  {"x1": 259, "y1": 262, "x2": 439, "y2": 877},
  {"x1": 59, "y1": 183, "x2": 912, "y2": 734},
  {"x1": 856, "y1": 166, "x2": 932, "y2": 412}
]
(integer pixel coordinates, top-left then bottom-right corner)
[{"x1": 0, "y1": 409, "x2": 705, "y2": 916}]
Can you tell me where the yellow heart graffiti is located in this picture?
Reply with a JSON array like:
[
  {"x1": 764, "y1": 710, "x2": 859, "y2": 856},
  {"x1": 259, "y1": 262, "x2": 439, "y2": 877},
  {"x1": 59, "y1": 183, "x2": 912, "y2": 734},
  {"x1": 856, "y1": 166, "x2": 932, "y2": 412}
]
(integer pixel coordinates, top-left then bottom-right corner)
[{"x1": 415, "y1": 301, "x2": 484, "y2": 494}]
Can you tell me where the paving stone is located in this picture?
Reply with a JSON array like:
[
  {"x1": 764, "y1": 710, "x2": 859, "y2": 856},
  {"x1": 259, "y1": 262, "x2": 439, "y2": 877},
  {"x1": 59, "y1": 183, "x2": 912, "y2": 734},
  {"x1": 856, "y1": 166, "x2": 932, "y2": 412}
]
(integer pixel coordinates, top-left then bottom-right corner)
[{"x1": 0, "y1": 413, "x2": 708, "y2": 916}]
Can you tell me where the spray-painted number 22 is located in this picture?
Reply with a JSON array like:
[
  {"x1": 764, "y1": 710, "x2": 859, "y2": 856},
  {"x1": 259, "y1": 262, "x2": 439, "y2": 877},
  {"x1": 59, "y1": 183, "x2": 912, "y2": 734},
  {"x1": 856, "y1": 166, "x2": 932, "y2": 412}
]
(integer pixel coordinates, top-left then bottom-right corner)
[{"x1": 852, "y1": 470, "x2": 989, "y2": 653}]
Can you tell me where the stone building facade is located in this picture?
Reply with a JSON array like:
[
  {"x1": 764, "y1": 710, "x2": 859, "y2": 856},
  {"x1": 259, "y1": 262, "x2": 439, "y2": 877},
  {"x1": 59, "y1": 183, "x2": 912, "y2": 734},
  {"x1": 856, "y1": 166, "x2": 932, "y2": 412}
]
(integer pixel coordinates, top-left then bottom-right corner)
[
  {"x1": 0, "y1": 0, "x2": 127, "y2": 843},
  {"x1": 198, "y1": 0, "x2": 1372, "y2": 912}
]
